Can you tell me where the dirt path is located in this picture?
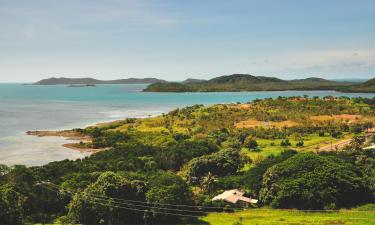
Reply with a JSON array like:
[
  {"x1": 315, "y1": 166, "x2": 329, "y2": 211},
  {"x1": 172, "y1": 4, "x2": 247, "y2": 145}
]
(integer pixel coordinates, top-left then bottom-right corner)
[{"x1": 318, "y1": 138, "x2": 352, "y2": 151}]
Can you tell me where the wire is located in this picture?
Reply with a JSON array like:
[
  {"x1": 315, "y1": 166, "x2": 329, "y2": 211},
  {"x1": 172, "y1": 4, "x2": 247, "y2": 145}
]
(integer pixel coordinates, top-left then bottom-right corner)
[
  {"x1": 42, "y1": 182, "x2": 375, "y2": 213},
  {"x1": 41, "y1": 185, "x2": 201, "y2": 218},
  {"x1": 43, "y1": 184, "x2": 204, "y2": 213},
  {"x1": 43, "y1": 183, "x2": 207, "y2": 214},
  {"x1": 43, "y1": 182, "x2": 249, "y2": 210},
  {"x1": 41, "y1": 185, "x2": 375, "y2": 224}
]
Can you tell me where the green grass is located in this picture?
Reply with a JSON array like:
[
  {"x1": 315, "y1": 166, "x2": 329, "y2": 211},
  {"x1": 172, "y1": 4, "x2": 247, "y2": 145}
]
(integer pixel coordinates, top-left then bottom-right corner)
[
  {"x1": 193, "y1": 209, "x2": 375, "y2": 225},
  {"x1": 33, "y1": 209, "x2": 375, "y2": 225},
  {"x1": 242, "y1": 132, "x2": 355, "y2": 167}
]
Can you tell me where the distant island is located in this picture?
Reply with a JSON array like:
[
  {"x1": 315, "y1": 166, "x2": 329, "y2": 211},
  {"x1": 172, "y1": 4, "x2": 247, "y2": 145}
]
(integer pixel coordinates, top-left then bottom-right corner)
[
  {"x1": 33, "y1": 77, "x2": 166, "y2": 85},
  {"x1": 143, "y1": 74, "x2": 375, "y2": 93}
]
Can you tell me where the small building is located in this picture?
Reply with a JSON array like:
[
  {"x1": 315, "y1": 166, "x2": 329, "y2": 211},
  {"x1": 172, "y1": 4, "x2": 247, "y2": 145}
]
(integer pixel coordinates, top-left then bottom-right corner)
[
  {"x1": 212, "y1": 189, "x2": 258, "y2": 206},
  {"x1": 366, "y1": 128, "x2": 375, "y2": 134}
]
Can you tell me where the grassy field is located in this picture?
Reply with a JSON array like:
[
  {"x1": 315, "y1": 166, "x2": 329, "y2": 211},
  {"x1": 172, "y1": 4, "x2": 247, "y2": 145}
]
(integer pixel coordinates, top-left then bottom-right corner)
[
  {"x1": 193, "y1": 209, "x2": 375, "y2": 225},
  {"x1": 242, "y1": 132, "x2": 355, "y2": 165},
  {"x1": 32, "y1": 209, "x2": 375, "y2": 225}
]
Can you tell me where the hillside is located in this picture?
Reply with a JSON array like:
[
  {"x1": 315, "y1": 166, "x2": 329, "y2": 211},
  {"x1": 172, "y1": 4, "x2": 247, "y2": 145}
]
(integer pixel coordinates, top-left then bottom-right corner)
[
  {"x1": 144, "y1": 74, "x2": 357, "y2": 92},
  {"x1": 3, "y1": 97, "x2": 375, "y2": 224},
  {"x1": 337, "y1": 77, "x2": 375, "y2": 92},
  {"x1": 34, "y1": 77, "x2": 166, "y2": 85}
]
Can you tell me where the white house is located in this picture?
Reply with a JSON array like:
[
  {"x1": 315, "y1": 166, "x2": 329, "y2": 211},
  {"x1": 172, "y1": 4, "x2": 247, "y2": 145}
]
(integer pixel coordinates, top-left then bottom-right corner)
[{"x1": 212, "y1": 189, "x2": 258, "y2": 206}]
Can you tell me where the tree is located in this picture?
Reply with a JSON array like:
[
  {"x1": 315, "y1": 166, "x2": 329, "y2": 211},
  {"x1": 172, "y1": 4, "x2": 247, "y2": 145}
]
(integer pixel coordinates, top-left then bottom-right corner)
[
  {"x1": 146, "y1": 172, "x2": 193, "y2": 224},
  {"x1": 244, "y1": 137, "x2": 258, "y2": 149},
  {"x1": 0, "y1": 185, "x2": 25, "y2": 225},
  {"x1": 260, "y1": 153, "x2": 371, "y2": 209},
  {"x1": 280, "y1": 139, "x2": 291, "y2": 147},
  {"x1": 240, "y1": 150, "x2": 297, "y2": 196},
  {"x1": 296, "y1": 140, "x2": 304, "y2": 147},
  {"x1": 187, "y1": 148, "x2": 245, "y2": 184},
  {"x1": 200, "y1": 172, "x2": 218, "y2": 195},
  {"x1": 67, "y1": 172, "x2": 147, "y2": 225}
]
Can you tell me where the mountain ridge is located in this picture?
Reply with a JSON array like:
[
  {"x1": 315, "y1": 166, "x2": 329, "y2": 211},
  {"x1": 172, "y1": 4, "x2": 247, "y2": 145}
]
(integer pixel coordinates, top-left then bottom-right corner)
[{"x1": 144, "y1": 74, "x2": 374, "y2": 93}]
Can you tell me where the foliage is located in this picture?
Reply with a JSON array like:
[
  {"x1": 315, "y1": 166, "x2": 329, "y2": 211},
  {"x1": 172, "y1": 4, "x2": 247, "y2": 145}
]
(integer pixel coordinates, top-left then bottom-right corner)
[
  {"x1": 146, "y1": 172, "x2": 194, "y2": 224},
  {"x1": 187, "y1": 148, "x2": 245, "y2": 184},
  {"x1": 67, "y1": 172, "x2": 147, "y2": 225},
  {"x1": 243, "y1": 137, "x2": 258, "y2": 149},
  {"x1": 259, "y1": 153, "x2": 371, "y2": 209},
  {"x1": 0, "y1": 184, "x2": 25, "y2": 225},
  {"x1": 1, "y1": 97, "x2": 375, "y2": 224}
]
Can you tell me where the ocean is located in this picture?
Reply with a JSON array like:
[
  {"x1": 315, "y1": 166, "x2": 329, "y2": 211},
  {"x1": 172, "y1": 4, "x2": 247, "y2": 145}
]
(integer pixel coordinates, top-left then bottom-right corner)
[{"x1": 1, "y1": 83, "x2": 374, "y2": 166}]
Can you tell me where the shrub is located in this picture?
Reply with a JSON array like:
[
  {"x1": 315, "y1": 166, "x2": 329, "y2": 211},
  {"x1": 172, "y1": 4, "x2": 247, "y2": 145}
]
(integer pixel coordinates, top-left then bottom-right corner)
[{"x1": 260, "y1": 153, "x2": 371, "y2": 209}]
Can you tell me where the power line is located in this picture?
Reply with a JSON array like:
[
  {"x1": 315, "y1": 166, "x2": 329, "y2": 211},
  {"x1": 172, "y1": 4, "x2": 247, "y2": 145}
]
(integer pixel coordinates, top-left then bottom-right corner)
[
  {"x1": 43, "y1": 183, "x2": 206, "y2": 214},
  {"x1": 43, "y1": 182, "x2": 249, "y2": 211},
  {"x1": 41, "y1": 185, "x2": 202, "y2": 218},
  {"x1": 41, "y1": 182, "x2": 375, "y2": 213},
  {"x1": 40, "y1": 184, "x2": 375, "y2": 224}
]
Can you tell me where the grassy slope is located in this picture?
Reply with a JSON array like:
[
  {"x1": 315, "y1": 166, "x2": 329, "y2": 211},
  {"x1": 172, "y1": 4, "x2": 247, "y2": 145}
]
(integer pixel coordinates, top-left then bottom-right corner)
[
  {"x1": 33, "y1": 209, "x2": 375, "y2": 225},
  {"x1": 195, "y1": 209, "x2": 375, "y2": 225},
  {"x1": 93, "y1": 98, "x2": 372, "y2": 170},
  {"x1": 32, "y1": 209, "x2": 375, "y2": 225}
]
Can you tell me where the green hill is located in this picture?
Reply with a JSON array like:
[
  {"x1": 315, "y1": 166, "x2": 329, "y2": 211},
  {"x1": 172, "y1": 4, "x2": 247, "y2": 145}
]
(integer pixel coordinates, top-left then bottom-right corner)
[
  {"x1": 144, "y1": 74, "x2": 358, "y2": 92},
  {"x1": 337, "y1": 77, "x2": 375, "y2": 92},
  {"x1": 145, "y1": 82, "x2": 193, "y2": 92}
]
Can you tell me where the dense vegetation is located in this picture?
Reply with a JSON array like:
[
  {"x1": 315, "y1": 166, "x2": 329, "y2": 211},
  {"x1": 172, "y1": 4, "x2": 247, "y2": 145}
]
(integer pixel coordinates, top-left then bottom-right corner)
[
  {"x1": 1, "y1": 96, "x2": 375, "y2": 224},
  {"x1": 144, "y1": 74, "x2": 375, "y2": 92}
]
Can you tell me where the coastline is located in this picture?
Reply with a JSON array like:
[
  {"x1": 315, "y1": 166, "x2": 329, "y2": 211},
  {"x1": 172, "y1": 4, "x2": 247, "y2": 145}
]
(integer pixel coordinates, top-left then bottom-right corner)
[
  {"x1": 26, "y1": 130, "x2": 97, "y2": 153},
  {"x1": 25, "y1": 113, "x2": 164, "y2": 155}
]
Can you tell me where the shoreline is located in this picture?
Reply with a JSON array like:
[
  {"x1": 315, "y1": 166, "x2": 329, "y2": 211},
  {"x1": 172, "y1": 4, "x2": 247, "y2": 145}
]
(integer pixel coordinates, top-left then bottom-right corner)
[
  {"x1": 25, "y1": 112, "x2": 165, "y2": 154},
  {"x1": 26, "y1": 130, "x2": 98, "y2": 153}
]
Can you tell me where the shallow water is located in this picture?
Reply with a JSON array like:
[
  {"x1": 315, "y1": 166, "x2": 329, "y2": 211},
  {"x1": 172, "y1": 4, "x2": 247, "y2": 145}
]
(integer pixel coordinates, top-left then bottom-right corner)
[{"x1": 1, "y1": 83, "x2": 374, "y2": 166}]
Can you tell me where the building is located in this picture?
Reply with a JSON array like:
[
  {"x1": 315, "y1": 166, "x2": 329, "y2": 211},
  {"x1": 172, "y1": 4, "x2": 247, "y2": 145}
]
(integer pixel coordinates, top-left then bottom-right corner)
[
  {"x1": 366, "y1": 127, "x2": 375, "y2": 134},
  {"x1": 212, "y1": 189, "x2": 258, "y2": 206}
]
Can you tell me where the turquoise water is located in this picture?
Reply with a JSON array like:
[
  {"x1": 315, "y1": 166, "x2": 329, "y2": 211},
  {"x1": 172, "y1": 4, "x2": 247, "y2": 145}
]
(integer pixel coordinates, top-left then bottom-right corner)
[{"x1": 1, "y1": 83, "x2": 374, "y2": 166}]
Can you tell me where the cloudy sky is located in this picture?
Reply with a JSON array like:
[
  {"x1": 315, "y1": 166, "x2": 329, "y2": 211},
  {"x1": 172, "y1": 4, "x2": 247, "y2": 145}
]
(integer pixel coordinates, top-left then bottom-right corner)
[{"x1": 0, "y1": 0, "x2": 374, "y2": 82}]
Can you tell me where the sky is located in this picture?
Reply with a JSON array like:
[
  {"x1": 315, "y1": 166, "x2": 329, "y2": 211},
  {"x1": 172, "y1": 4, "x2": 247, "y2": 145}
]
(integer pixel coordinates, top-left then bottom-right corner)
[{"x1": 0, "y1": 0, "x2": 374, "y2": 82}]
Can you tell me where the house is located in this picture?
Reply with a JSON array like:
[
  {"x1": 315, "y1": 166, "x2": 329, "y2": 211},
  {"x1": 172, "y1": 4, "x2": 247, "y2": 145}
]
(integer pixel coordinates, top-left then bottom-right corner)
[
  {"x1": 366, "y1": 127, "x2": 375, "y2": 134},
  {"x1": 212, "y1": 189, "x2": 258, "y2": 206}
]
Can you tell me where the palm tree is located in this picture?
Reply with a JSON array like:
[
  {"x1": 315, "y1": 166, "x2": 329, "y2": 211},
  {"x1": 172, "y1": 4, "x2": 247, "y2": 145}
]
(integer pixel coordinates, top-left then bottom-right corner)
[{"x1": 200, "y1": 172, "x2": 218, "y2": 195}]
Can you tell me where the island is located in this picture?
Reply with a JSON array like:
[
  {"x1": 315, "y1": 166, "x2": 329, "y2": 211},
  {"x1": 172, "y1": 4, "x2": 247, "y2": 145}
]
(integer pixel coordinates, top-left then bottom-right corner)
[
  {"x1": 33, "y1": 77, "x2": 166, "y2": 85},
  {"x1": 143, "y1": 74, "x2": 375, "y2": 93}
]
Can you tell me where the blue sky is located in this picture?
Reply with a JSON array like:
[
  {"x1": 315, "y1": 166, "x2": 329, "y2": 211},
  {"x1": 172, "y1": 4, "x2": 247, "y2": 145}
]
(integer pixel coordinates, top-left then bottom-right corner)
[{"x1": 0, "y1": 0, "x2": 374, "y2": 82}]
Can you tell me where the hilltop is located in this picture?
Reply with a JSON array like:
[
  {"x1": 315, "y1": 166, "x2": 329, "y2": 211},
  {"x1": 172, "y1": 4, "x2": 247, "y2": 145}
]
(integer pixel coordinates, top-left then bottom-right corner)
[
  {"x1": 144, "y1": 74, "x2": 360, "y2": 92},
  {"x1": 33, "y1": 77, "x2": 166, "y2": 85}
]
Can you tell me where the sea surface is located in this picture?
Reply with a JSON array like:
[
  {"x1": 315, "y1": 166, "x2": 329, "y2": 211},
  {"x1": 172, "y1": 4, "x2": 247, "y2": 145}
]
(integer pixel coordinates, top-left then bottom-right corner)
[{"x1": 1, "y1": 83, "x2": 374, "y2": 166}]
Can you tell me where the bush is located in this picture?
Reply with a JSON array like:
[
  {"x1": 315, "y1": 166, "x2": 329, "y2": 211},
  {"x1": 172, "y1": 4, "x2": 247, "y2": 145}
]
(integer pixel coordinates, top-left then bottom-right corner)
[
  {"x1": 280, "y1": 139, "x2": 291, "y2": 147},
  {"x1": 187, "y1": 148, "x2": 245, "y2": 184},
  {"x1": 296, "y1": 141, "x2": 304, "y2": 147},
  {"x1": 244, "y1": 137, "x2": 258, "y2": 149},
  {"x1": 260, "y1": 153, "x2": 371, "y2": 209}
]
